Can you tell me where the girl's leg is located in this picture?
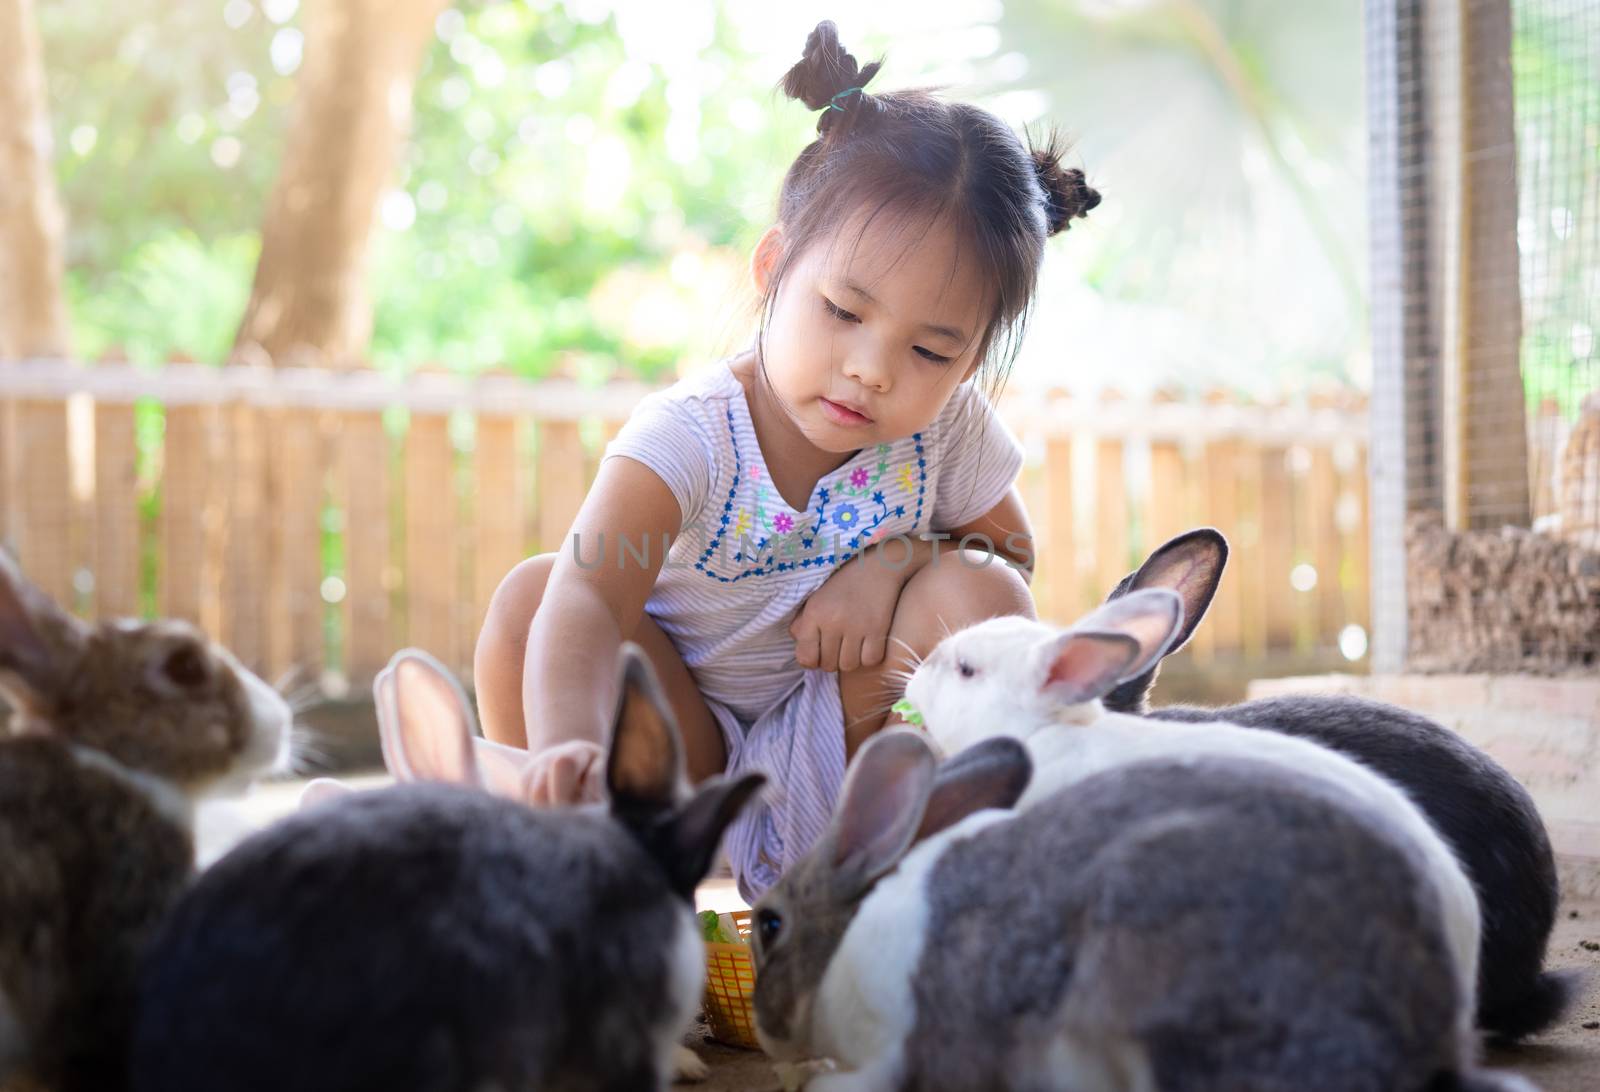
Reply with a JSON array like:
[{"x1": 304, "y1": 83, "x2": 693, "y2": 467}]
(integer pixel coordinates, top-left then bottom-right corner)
[
  {"x1": 838, "y1": 547, "x2": 1035, "y2": 758},
  {"x1": 472, "y1": 553, "x2": 728, "y2": 783}
]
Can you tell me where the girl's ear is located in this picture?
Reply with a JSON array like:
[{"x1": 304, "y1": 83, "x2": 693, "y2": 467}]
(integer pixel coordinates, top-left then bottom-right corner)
[{"x1": 751, "y1": 224, "x2": 785, "y2": 295}]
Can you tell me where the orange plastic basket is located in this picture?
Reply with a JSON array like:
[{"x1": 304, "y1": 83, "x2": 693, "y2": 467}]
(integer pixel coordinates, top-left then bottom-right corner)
[{"x1": 702, "y1": 908, "x2": 760, "y2": 1050}]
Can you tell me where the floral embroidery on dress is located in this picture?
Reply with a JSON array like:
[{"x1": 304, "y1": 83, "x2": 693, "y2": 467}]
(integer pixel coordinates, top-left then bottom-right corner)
[
  {"x1": 695, "y1": 405, "x2": 929, "y2": 583},
  {"x1": 896, "y1": 463, "x2": 916, "y2": 495}
]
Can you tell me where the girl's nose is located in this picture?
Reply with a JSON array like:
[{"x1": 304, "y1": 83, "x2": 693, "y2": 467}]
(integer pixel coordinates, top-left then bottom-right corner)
[{"x1": 842, "y1": 348, "x2": 892, "y2": 393}]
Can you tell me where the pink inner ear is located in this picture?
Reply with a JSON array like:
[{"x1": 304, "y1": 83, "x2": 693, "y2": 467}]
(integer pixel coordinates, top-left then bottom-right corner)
[
  {"x1": 473, "y1": 738, "x2": 534, "y2": 799},
  {"x1": 1042, "y1": 632, "x2": 1140, "y2": 705},
  {"x1": 393, "y1": 657, "x2": 481, "y2": 788}
]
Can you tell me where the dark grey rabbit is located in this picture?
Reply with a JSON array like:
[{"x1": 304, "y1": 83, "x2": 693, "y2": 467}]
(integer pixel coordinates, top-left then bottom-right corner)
[
  {"x1": 752, "y1": 729, "x2": 1537, "y2": 1092},
  {"x1": 130, "y1": 644, "x2": 765, "y2": 1092},
  {"x1": 1101, "y1": 527, "x2": 1573, "y2": 1043}
]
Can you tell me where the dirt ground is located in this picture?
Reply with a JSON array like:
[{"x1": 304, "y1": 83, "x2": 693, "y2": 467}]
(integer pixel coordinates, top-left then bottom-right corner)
[{"x1": 676, "y1": 896, "x2": 1600, "y2": 1092}]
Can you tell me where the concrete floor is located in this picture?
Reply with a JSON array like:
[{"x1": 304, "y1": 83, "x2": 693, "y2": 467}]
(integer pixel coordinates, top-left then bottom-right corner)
[
  {"x1": 207, "y1": 781, "x2": 1599, "y2": 1092},
  {"x1": 674, "y1": 897, "x2": 1600, "y2": 1092}
]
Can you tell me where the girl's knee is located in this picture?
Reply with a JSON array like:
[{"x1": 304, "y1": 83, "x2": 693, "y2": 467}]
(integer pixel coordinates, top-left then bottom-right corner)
[
  {"x1": 901, "y1": 548, "x2": 1034, "y2": 624},
  {"x1": 476, "y1": 554, "x2": 558, "y2": 666}
]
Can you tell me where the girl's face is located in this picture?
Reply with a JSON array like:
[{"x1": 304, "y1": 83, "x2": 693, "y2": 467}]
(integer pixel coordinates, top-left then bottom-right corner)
[{"x1": 753, "y1": 210, "x2": 990, "y2": 453}]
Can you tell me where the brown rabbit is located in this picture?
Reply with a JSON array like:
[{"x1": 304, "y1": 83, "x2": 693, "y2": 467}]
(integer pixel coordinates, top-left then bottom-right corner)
[{"x1": 0, "y1": 550, "x2": 292, "y2": 1092}]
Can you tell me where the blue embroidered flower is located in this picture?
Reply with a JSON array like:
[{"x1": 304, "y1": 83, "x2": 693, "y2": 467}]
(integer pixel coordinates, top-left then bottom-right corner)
[{"x1": 833, "y1": 503, "x2": 859, "y2": 530}]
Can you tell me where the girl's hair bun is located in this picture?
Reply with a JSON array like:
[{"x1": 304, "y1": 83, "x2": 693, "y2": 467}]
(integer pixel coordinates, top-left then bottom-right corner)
[
  {"x1": 1031, "y1": 136, "x2": 1102, "y2": 235},
  {"x1": 781, "y1": 20, "x2": 882, "y2": 134}
]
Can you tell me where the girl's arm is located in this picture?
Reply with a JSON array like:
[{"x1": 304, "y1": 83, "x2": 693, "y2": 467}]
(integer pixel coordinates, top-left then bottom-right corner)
[
  {"x1": 519, "y1": 455, "x2": 683, "y2": 789},
  {"x1": 941, "y1": 485, "x2": 1035, "y2": 583},
  {"x1": 791, "y1": 487, "x2": 1035, "y2": 673}
]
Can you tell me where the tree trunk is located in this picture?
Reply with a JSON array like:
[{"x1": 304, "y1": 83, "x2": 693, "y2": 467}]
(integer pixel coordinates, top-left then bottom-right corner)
[
  {"x1": 233, "y1": 0, "x2": 448, "y2": 368},
  {"x1": 0, "y1": 0, "x2": 72, "y2": 359}
]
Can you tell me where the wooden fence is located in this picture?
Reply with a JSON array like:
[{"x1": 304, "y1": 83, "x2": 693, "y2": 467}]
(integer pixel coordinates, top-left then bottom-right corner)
[{"x1": 0, "y1": 360, "x2": 1370, "y2": 696}]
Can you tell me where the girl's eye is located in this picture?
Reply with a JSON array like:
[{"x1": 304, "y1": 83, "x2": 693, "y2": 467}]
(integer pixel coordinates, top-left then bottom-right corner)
[
  {"x1": 957, "y1": 660, "x2": 976, "y2": 679},
  {"x1": 822, "y1": 298, "x2": 859, "y2": 323},
  {"x1": 914, "y1": 346, "x2": 954, "y2": 364}
]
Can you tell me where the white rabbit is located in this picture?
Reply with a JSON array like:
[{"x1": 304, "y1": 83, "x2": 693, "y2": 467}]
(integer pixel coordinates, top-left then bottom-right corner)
[{"x1": 899, "y1": 589, "x2": 1484, "y2": 1045}]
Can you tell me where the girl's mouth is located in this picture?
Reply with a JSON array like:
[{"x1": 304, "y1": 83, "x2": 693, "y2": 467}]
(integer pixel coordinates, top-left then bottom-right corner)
[{"x1": 819, "y1": 397, "x2": 873, "y2": 427}]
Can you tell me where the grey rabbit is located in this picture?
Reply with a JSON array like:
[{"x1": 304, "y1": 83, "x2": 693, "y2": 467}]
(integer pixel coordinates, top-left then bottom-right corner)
[
  {"x1": 751, "y1": 728, "x2": 1538, "y2": 1092},
  {"x1": 0, "y1": 550, "x2": 292, "y2": 1092},
  {"x1": 1099, "y1": 527, "x2": 1575, "y2": 1043},
  {"x1": 130, "y1": 643, "x2": 765, "y2": 1092}
]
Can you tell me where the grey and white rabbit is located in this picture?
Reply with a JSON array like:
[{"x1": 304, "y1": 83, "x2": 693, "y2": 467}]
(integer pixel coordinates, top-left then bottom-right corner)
[
  {"x1": 750, "y1": 728, "x2": 1537, "y2": 1092},
  {"x1": 899, "y1": 588, "x2": 1484, "y2": 1047},
  {"x1": 130, "y1": 644, "x2": 765, "y2": 1092},
  {"x1": 0, "y1": 550, "x2": 292, "y2": 1092},
  {"x1": 1099, "y1": 527, "x2": 1573, "y2": 1043}
]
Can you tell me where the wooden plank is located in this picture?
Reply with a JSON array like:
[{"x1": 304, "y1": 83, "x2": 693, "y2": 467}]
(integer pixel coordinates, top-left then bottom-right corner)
[
  {"x1": 1233, "y1": 436, "x2": 1266, "y2": 659},
  {"x1": 221, "y1": 403, "x2": 269, "y2": 672},
  {"x1": 1288, "y1": 446, "x2": 1318, "y2": 654},
  {"x1": 338, "y1": 411, "x2": 393, "y2": 686},
  {"x1": 11, "y1": 400, "x2": 76, "y2": 610},
  {"x1": 1258, "y1": 446, "x2": 1295, "y2": 649},
  {"x1": 1093, "y1": 438, "x2": 1128, "y2": 607},
  {"x1": 266, "y1": 409, "x2": 325, "y2": 686},
  {"x1": 1042, "y1": 436, "x2": 1076, "y2": 626},
  {"x1": 1202, "y1": 437, "x2": 1242, "y2": 654},
  {"x1": 0, "y1": 399, "x2": 12, "y2": 556},
  {"x1": 93, "y1": 402, "x2": 141, "y2": 619},
  {"x1": 404, "y1": 413, "x2": 459, "y2": 670},
  {"x1": 1310, "y1": 446, "x2": 1344, "y2": 641},
  {"x1": 474, "y1": 415, "x2": 526, "y2": 652},
  {"x1": 536, "y1": 420, "x2": 588, "y2": 557},
  {"x1": 1345, "y1": 446, "x2": 1371, "y2": 633},
  {"x1": 1145, "y1": 439, "x2": 1188, "y2": 553},
  {"x1": 160, "y1": 405, "x2": 210, "y2": 624}
]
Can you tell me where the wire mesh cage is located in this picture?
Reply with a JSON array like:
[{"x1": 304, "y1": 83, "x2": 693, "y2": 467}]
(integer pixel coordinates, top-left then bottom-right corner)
[{"x1": 1367, "y1": 0, "x2": 1600, "y2": 674}]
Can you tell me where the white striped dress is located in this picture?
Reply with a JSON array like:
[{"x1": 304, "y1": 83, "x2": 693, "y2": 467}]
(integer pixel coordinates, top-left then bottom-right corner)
[{"x1": 599, "y1": 359, "x2": 1025, "y2": 899}]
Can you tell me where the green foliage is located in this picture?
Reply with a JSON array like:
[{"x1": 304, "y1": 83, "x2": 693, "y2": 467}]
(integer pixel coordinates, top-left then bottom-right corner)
[
  {"x1": 41, "y1": 0, "x2": 814, "y2": 379},
  {"x1": 1511, "y1": 4, "x2": 1600, "y2": 415}
]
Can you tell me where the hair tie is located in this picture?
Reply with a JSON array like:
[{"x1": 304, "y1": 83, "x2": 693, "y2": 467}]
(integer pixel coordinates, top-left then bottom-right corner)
[{"x1": 825, "y1": 86, "x2": 865, "y2": 113}]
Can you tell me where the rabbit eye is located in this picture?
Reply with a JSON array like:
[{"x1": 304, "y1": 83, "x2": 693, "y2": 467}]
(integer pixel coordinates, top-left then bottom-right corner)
[
  {"x1": 756, "y1": 908, "x2": 783, "y2": 948},
  {"x1": 161, "y1": 645, "x2": 212, "y2": 689},
  {"x1": 957, "y1": 660, "x2": 976, "y2": 679}
]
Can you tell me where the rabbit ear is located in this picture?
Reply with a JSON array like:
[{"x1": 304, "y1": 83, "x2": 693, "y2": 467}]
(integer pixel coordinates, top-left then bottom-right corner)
[
  {"x1": 1061, "y1": 589, "x2": 1185, "y2": 686},
  {"x1": 378, "y1": 649, "x2": 483, "y2": 788},
  {"x1": 606, "y1": 643, "x2": 685, "y2": 814},
  {"x1": 1039, "y1": 630, "x2": 1146, "y2": 706},
  {"x1": 1123, "y1": 528, "x2": 1227, "y2": 654},
  {"x1": 0, "y1": 549, "x2": 87, "y2": 719},
  {"x1": 913, "y1": 736, "x2": 1031, "y2": 845},
  {"x1": 657, "y1": 772, "x2": 767, "y2": 899},
  {"x1": 299, "y1": 778, "x2": 353, "y2": 809},
  {"x1": 826, "y1": 730, "x2": 937, "y2": 899},
  {"x1": 471, "y1": 737, "x2": 536, "y2": 799}
]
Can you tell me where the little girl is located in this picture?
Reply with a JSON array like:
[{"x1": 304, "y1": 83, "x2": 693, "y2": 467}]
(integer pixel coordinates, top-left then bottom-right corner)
[{"x1": 473, "y1": 21, "x2": 1099, "y2": 901}]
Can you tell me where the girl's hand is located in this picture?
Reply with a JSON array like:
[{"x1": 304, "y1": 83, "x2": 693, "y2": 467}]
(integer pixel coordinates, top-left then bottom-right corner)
[
  {"x1": 789, "y1": 547, "x2": 910, "y2": 673},
  {"x1": 519, "y1": 739, "x2": 609, "y2": 806}
]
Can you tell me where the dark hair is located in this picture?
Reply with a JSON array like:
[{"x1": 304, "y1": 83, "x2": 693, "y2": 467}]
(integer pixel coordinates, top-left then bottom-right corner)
[{"x1": 759, "y1": 20, "x2": 1100, "y2": 400}]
